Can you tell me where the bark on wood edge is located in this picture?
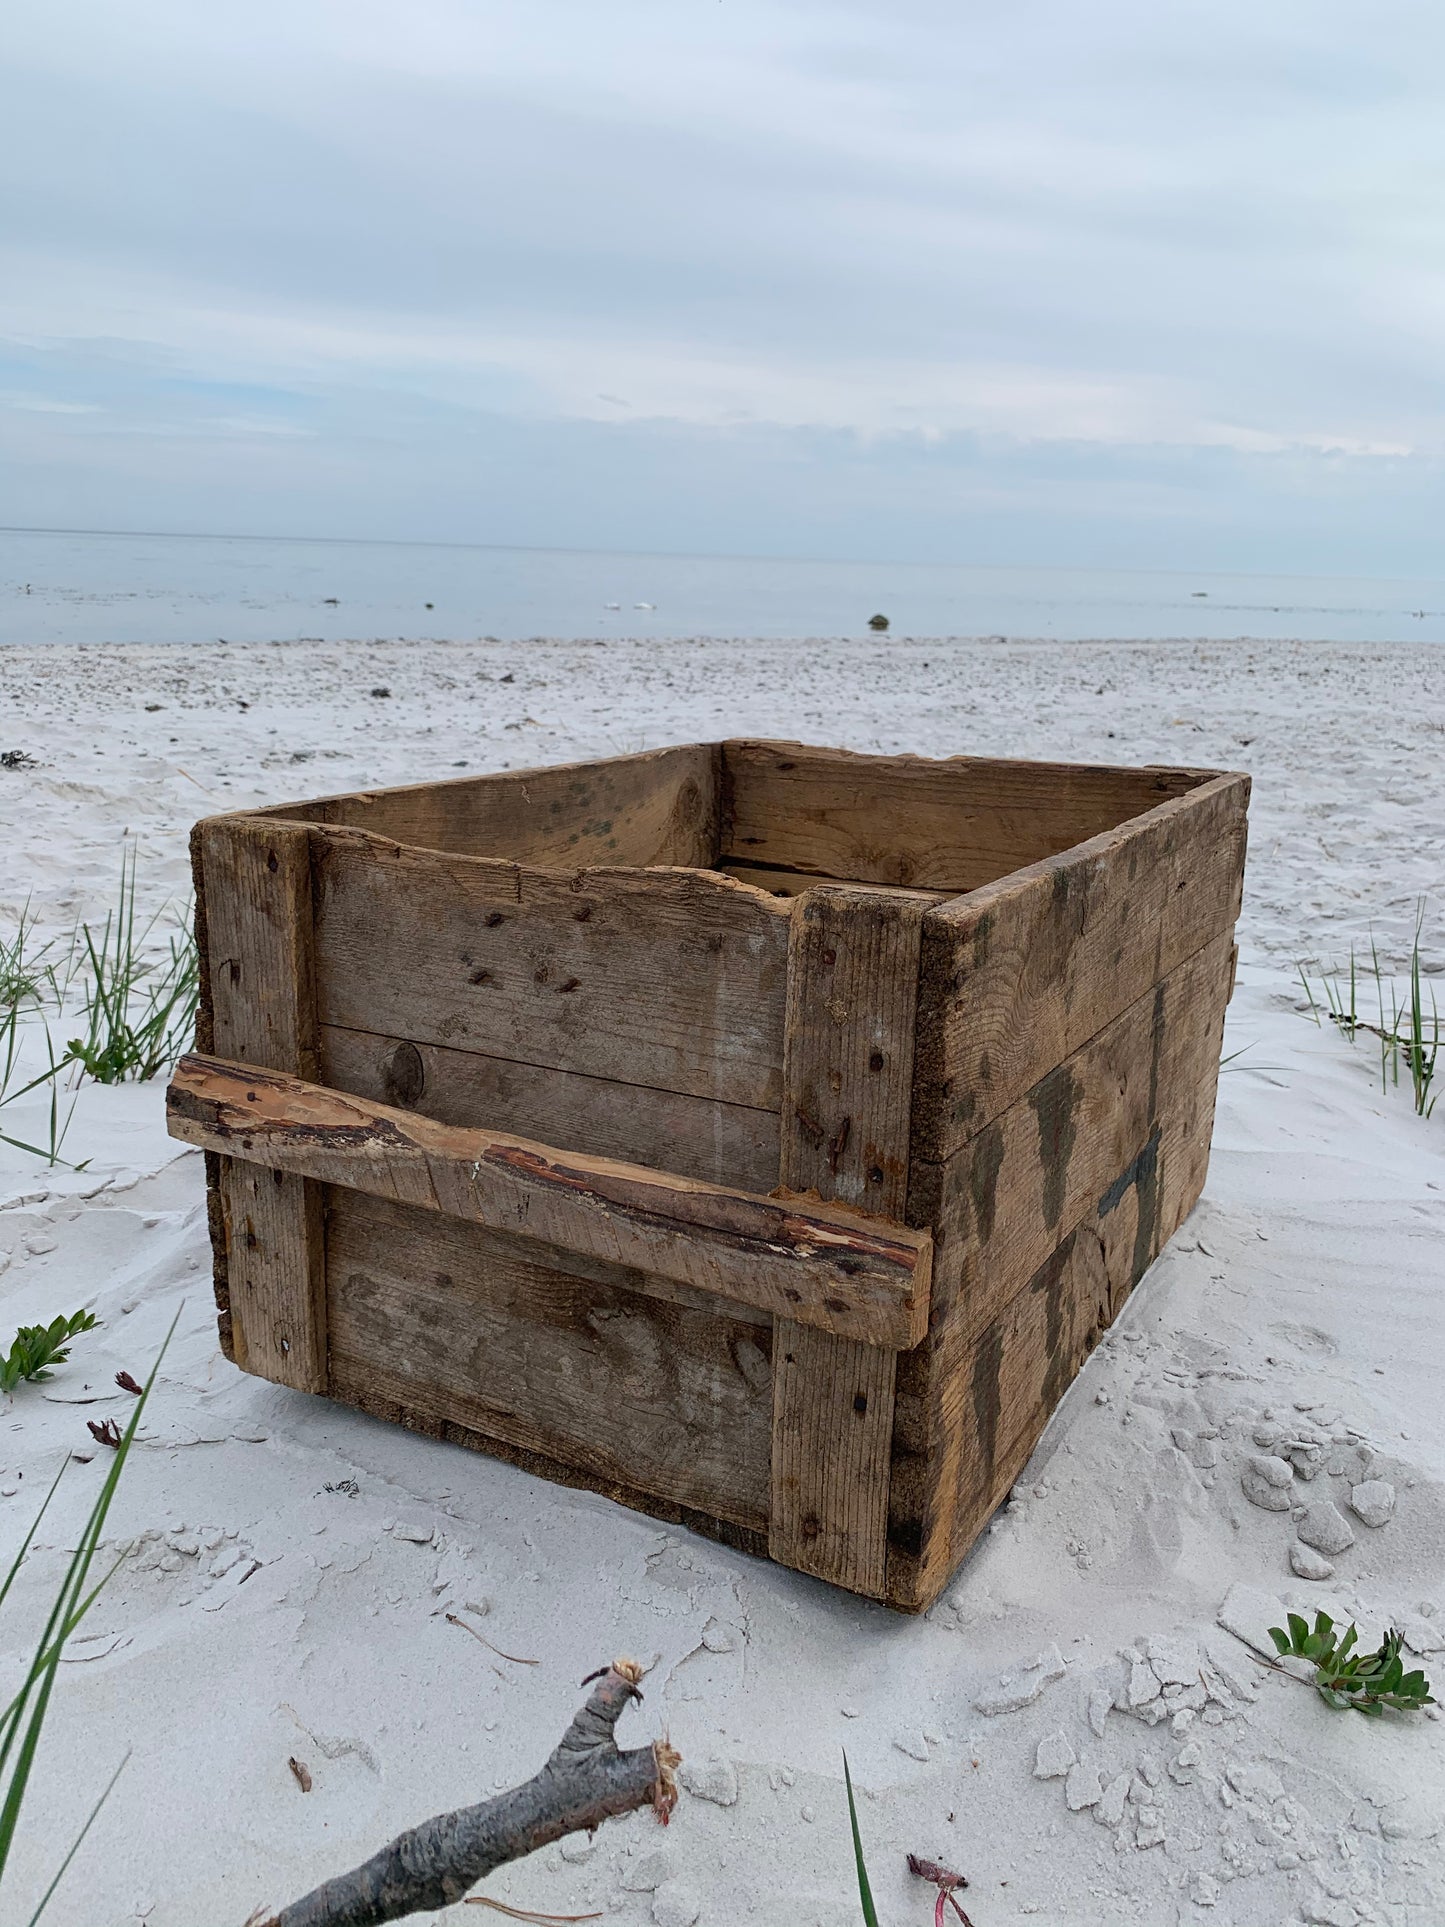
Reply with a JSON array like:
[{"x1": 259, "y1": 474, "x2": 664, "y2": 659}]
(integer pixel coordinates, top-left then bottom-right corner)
[{"x1": 251, "y1": 1660, "x2": 678, "y2": 1927}]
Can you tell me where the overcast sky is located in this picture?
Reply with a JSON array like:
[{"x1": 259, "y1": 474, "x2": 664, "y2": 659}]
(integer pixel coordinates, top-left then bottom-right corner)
[{"x1": 4, "y1": 0, "x2": 1444, "y2": 570}]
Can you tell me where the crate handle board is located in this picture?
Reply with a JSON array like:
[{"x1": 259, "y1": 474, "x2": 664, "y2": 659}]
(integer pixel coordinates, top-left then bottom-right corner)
[{"x1": 167, "y1": 1053, "x2": 932, "y2": 1352}]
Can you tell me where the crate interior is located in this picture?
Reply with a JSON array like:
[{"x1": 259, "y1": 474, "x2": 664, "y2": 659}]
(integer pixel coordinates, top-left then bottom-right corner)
[{"x1": 261, "y1": 738, "x2": 1212, "y2": 896}]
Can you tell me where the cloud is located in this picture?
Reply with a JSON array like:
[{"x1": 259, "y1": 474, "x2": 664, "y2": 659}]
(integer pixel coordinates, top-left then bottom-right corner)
[{"x1": 3, "y1": 0, "x2": 1444, "y2": 565}]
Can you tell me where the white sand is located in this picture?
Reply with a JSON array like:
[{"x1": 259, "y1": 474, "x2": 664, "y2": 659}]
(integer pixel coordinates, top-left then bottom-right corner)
[{"x1": 0, "y1": 635, "x2": 1442, "y2": 1927}]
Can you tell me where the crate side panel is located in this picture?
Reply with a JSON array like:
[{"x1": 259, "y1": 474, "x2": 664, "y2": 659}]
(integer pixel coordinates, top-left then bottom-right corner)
[
  {"x1": 914, "y1": 773, "x2": 1249, "y2": 1160},
  {"x1": 722, "y1": 741, "x2": 1215, "y2": 893},
  {"x1": 312, "y1": 833, "x2": 791, "y2": 1110},
  {"x1": 885, "y1": 929, "x2": 1233, "y2": 1610},
  {"x1": 319, "y1": 1025, "x2": 780, "y2": 1193},
  {"x1": 326, "y1": 1191, "x2": 774, "y2": 1533},
  {"x1": 933, "y1": 930, "x2": 1235, "y2": 1351},
  {"x1": 258, "y1": 744, "x2": 720, "y2": 868}
]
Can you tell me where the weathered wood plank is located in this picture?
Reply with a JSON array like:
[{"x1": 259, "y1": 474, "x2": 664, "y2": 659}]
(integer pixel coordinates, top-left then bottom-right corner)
[
  {"x1": 326, "y1": 1190, "x2": 773, "y2": 1532},
  {"x1": 318, "y1": 1025, "x2": 780, "y2": 1193},
  {"x1": 885, "y1": 929, "x2": 1234, "y2": 1609},
  {"x1": 259, "y1": 744, "x2": 720, "y2": 869},
  {"x1": 194, "y1": 817, "x2": 325, "y2": 1393},
  {"x1": 722, "y1": 740, "x2": 1215, "y2": 894},
  {"x1": 166, "y1": 1054, "x2": 932, "y2": 1348},
  {"x1": 311, "y1": 829, "x2": 791, "y2": 1110},
  {"x1": 771, "y1": 1324, "x2": 897, "y2": 1591},
  {"x1": 912, "y1": 772, "x2": 1250, "y2": 1159},
  {"x1": 720, "y1": 860, "x2": 948, "y2": 904},
  {"x1": 770, "y1": 888, "x2": 927, "y2": 1596},
  {"x1": 780, "y1": 890, "x2": 928, "y2": 1220}
]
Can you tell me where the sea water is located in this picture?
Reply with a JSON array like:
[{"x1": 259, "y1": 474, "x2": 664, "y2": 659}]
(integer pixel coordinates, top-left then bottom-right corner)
[{"x1": 4, "y1": 525, "x2": 1444, "y2": 647}]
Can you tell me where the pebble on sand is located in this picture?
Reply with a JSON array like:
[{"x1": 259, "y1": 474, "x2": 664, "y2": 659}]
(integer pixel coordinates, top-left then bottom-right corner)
[
  {"x1": 1295, "y1": 1500, "x2": 1356, "y2": 1557},
  {"x1": 1350, "y1": 1479, "x2": 1396, "y2": 1528}
]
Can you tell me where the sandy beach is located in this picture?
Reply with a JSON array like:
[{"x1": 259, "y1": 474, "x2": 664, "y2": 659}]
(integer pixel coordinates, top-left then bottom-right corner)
[{"x1": 2, "y1": 633, "x2": 1443, "y2": 1927}]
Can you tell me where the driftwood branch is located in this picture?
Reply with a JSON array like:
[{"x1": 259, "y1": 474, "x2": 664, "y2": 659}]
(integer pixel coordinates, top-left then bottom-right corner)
[{"x1": 255, "y1": 1660, "x2": 678, "y2": 1927}]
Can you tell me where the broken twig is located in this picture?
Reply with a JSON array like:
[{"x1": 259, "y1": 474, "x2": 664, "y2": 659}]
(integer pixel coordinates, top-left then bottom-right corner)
[
  {"x1": 254, "y1": 1658, "x2": 677, "y2": 1927},
  {"x1": 907, "y1": 1852, "x2": 973, "y2": 1926},
  {"x1": 446, "y1": 1611, "x2": 540, "y2": 1665},
  {"x1": 464, "y1": 1900, "x2": 603, "y2": 1921}
]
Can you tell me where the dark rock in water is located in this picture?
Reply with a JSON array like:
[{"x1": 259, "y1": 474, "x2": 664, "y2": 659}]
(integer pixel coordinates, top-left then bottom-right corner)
[
  {"x1": 868, "y1": 613, "x2": 890, "y2": 632},
  {"x1": 0, "y1": 749, "x2": 37, "y2": 770}
]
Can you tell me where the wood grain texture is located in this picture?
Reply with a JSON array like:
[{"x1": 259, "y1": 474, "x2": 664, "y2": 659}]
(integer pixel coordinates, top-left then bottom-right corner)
[
  {"x1": 311, "y1": 828, "x2": 791, "y2": 1110},
  {"x1": 166, "y1": 1054, "x2": 932, "y2": 1348},
  {"x1": 722, "y1": 740, "x2": 1213, "y2": 894},
  {"x1": 780, "y1": 890, "x2": 929, "y2": 1218},
  {"x1": 886, "y1": 929, "x2": 1236, "y2": 1609},
  {"x1": 194, "y1": 817, "x2": 326, "y2": 1393},
  {"x1": 940, "y1": 1222, "x2": 1113, "y2": 1568},
  {"x1": 927, "y1": 931, "x2": 1235, "y2": 1354},
  {"x1": 319, "y1": 1024, "x2": 780, "y2": 1193},
  {"x1": 258, "y1": 743, "x2": 721, "y2": 869},
  {"x1": 326, "y1": 1190, "x2": 773, "y2": 1532},
  {"x1": 770, "y1": 1323, "x2": 897, "y2": 1592},
  {"x1": 912, "y1": 772, "x2": 1250, "y2": 1160},
  {"x1": 940, "y1": 1040, "x2": 1225, "y2": 1579},
  {"x1": 769, "y1": 887, "x2": 927, "y2": 1596}
]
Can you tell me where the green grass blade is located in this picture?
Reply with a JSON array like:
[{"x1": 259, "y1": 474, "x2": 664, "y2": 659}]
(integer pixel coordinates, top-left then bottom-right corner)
[
  {"x1": 0, "y1": 1464, "x2": 67, "y2": 1617},
  {"x1": 0, "y1": 1310, "x2": 176, "y2": 1888},
  {"x1": 24, "y1": 1748, "x2": 130, "y2": 1925},
  {"x1": 843, "y1": 1753, "x2": 881, "y2": 1927}
]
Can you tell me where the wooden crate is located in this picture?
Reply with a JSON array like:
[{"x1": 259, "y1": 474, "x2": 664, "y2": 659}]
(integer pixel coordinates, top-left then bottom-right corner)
[{"x1": 166, "y1": 741, "x2": 1248, "y2": 1611}]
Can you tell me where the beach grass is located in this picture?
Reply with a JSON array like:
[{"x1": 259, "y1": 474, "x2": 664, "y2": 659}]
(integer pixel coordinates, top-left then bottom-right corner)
[
  {"x1": 66, "y1": 850, "x2": 198, "y2": 1086},
  {"x1": 1297, "y1": 901, "x2": 1439, "y2": 1118},
  {"x1": 0, "y1": 1315, "x2": 173, "y2": 1919}
]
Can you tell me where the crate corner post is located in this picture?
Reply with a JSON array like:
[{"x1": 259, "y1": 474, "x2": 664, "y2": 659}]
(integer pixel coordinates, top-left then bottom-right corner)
[
  {"x1": 769, "y1": 885, "x2": 930, "y2": 1600},
  {"x1": 194, "y1": 813, "x2": 326, "y2": 1395}
]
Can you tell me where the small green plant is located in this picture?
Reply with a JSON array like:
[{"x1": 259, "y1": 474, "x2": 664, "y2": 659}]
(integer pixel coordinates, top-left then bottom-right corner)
[
  {"x1": 0, "y1": 1312, "x2": 98, "y2": 1395},
  {"x1": 1297, "y1": 901, "x2": 1439, "y2": 1118},
  {"x1": 66, "y1": 851, "x2": 198, "y2": 1085},
  {"x1": 1269, "y1": 1611, "x2": 1436, "y2": 1716}
]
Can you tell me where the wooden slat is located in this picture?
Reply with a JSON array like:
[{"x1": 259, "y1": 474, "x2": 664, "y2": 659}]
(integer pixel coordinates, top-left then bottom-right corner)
[
  {"x1": 318, "y1": 1025, "x2": 780, "y2": 1193},
  {"x1": 722, "y1": 740, "x2": 1215, "y2": 894},
  {"x1": 311, "y1": 829, "x2": 791, "y2": 1110},
  {"x1": 326, "y1": 1190, "x2": 773, "y2": 1533},
  {"x1": 195, "y1": 817, "x2": 325, "y2": 1393},
  {"x1": 720, "y1": 860, "x2": 949, "y2": 904},
  {"x1": 166, "y1": 1054, "x2": 932, "y2": 1349},
  {"x1": 769, "y1": 888, "x2": 927, "y2": 1596},
  {"x1": 885, "y1": 929, "x2": 1235, "y2": 1609},
  {"x1": 771, "y1": 1325, "x2": 897, "y2": 1590},
  {"x1": 912, "y1": 772, "x2": 1250, "y2": 1159},
  {"x1": 779, "y1": 891, "x2": 928, "y2": 1219},
  {"x1": 259, "y1": 743, "x2": 720, "y2": 868}
]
